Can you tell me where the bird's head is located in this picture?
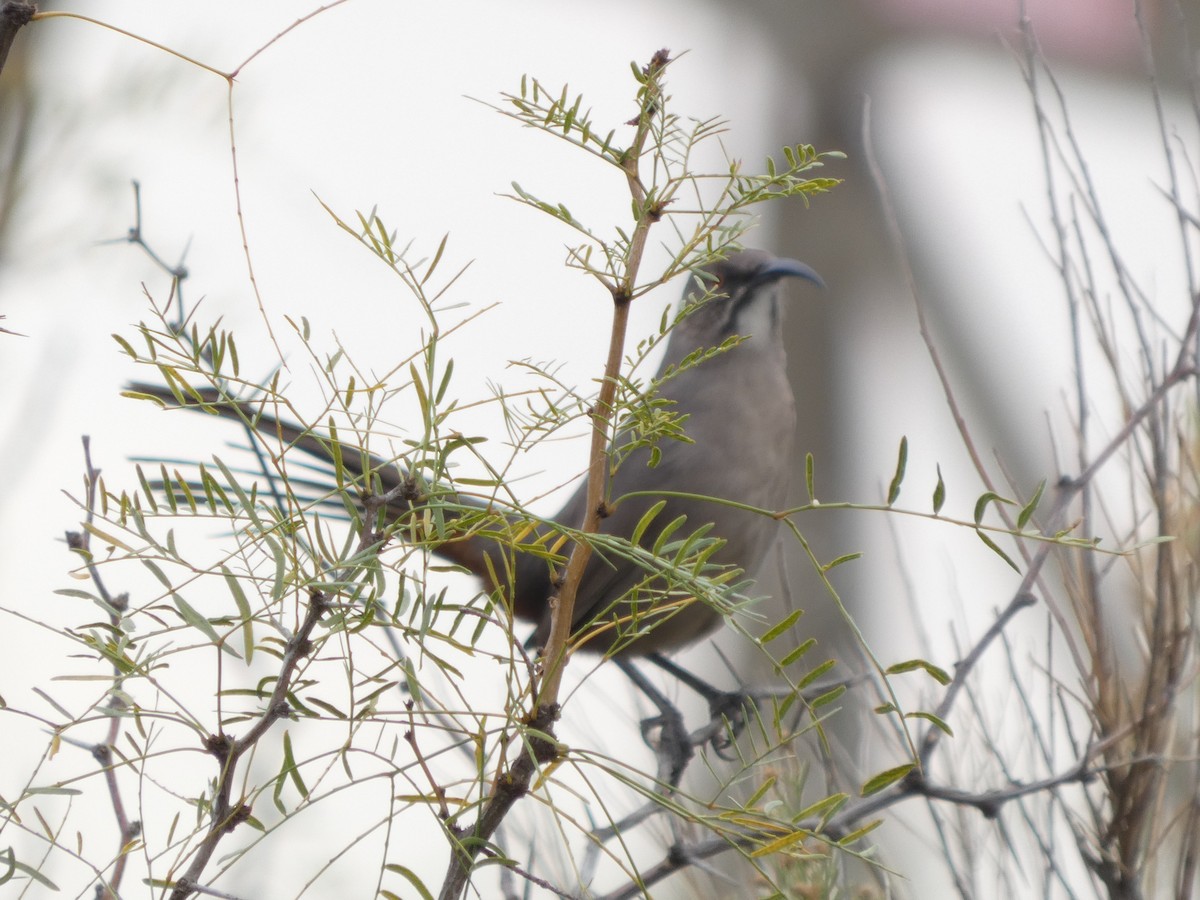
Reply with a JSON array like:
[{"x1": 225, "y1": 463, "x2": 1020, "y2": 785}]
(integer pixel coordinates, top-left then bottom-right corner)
[{"x1": 665, "y1": 248, "x2": 823, "y2": 361}]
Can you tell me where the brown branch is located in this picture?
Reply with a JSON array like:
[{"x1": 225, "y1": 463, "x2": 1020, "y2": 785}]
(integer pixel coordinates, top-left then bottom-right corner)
[
  {"x1": 404, "y1": 699, "x2": 450, "y2": 821},
  {"x1": 917, "y1": 591, "x2": 1038, "y2": 768},
  {"x1": 595, "y1": 750, "x2": 1108, "y2": 900},
  {"x1": 64, "y1": 438, "x2": 140, "y2": 900},
  {"x1": 436, "y1": 51, "x2": 673, "y2": 900},
  {"x1": 0, "y1": 2, "x2": 34, "y2": 79},
  {"x1": 168, "y1": 589, "x2": 328, "y2": 900},
  {"x1": 535, "y1": 48, "x2": 670, "y2": 709}
]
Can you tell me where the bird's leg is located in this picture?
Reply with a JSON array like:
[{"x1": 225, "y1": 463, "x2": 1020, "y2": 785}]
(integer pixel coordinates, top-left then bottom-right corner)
[
  {"x1": 614, "y1": 657, "x2": 693, "y2": 788},
  {"x1": 645, "y1": 651, "x2": 752, "y2": 754}
]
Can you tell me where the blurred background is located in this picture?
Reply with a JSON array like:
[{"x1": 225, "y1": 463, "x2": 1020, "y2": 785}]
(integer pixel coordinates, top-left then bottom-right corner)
[{"x1": 1, "y1": 0, "x2": 1194, "y2": 897}]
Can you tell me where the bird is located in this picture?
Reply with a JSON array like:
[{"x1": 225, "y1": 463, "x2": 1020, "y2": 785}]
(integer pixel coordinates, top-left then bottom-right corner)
[{"x1": 130, "y1": 248, "x2": 821, "y2": 659}]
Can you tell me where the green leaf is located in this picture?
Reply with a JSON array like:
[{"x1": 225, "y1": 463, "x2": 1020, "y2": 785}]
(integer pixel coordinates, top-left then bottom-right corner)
[
  {"x1": 744, "y1": 776, "x2": 777, "y2": 809},
  {"x1": 168, "y1": 465, "x2": 189, "y2": 514},
  {"x1": 630, "y1": 500, "x2": 667, "y2": 546},
  {"x1": 779, "y1": 637, "x2": 815, "y2": 668},
  {"x1": 860, "y1": 763, "x2": 915, "y2": 797},
  {"x1": 26, "y1": 786, "x2": 82, "y2": 796},
  {"x1": 905, "y1": 710, "x2": 954, "y2": 736},
  {"x1": 82, "y1": 522, "x2": 133, "y2": 553},
  {"x1": 886, "y1": 436, "x2": 907, "y2": 506},
  {"x1": 836, "y1": 818, "x2": 883, "y2": 846},
  {"x1": 0, "y1": 848, "x2": 58, "y2": 890},
  {"x1": 1017, "y1": 479, "x2": 1046, "y2": 529},
  {"x1": 885, "y1": 658, "x2": 951, "y2": 685},
  {"x1": 791, "y1": 791, "x2": 848, "y2": 826},
  {"x1": 422, "y1": 233, "x2": 449, "y2": 286},
  {"x1": 221, "y1": 566, "x2": 255, "y2": 664},
  {"x1": 973, "y1": 491, "x2": 1013, "y2": 525},
  {"x1": 805, "y1": 452, "x2": 815, "y2": 502},
  {"x1": 975, "y1": 528, "x2": 1020, "y2": 572},
  {"x1": 172, "y1": 595, "x2": 223, "y2": 647},
  {"x1": 821, "y1": 552, "x2": 861, "y2": 573},
  {"x1": 410, "y1": 362, "x2": 429, "y2": 423},
  {"x1": 213, "y1": 456, "x2": 264, "y2": 529},
  {"x1": 328, "y1": 423, "x2": 345, "y2": 489},
  {"x1": 798, "y1": 658, "x2": 835, "y2": 688},
  {"x1": 383, "y1": 865, "x2": 435, "y2": 900},
  {"x1": 33, "y1": 687, "x2": 73, "y2": 719},
  {"x1": 760, "y1": 609, "x2": 802, "y2": 644},
  {"x1": 54, "y1": 589, "x2": 100, "y2": 602},
  {"x1": 282, "y1": 730, "x2": 309, "y2": 799},
  {"x1": 136, "y1": 465, "x2": 159, "y2": 514},
  {"x1": 306, "y1": 697, "x2": 347, "y2": 719},
  {"x1": 141, "y1": 558, "x2": 171, "y2": 591},
  {"x1": 750, "y1": 828, "x2": 811, "y2": 857},
  {"x1": 262, "y1": 534, "x2": 288, "y2": 602},
  {"x1": 435, "y1": 358, "x2": 454, "y2": 405},
  {"x1": 810, "y1": 684, "x2": 846, "y2": 708},
  {"x1": 932, "y1": 465, "x2": 946, "y2": 515},
  {"x1": 649, "y1": 515, "x2": 689, "y2": 555},
  {"x1": 112, "y1": 333, "x2": 138, "y2": 359}
]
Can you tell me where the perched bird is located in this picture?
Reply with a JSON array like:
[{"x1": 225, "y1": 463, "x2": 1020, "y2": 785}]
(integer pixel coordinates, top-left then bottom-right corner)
[{"x1": 131, "y1": 249, "x2": 821, "y2": 657}]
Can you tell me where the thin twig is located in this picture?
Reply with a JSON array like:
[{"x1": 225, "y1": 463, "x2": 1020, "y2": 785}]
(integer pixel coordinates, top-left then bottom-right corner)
[{"x1": 167, "y1": 589, "x2": 329, "y2": 900}]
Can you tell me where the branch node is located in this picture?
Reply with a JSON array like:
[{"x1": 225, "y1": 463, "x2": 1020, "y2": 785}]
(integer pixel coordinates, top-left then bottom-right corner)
[
  {"x1": 224, "y1": 803, "x2": 252, "y2": 833},
  {"x1": 287, "y1": 635, "x2": 314, "y2": 658},
  {"x1": 203, "y1": 733, "x2": 232, "y2": 762}
]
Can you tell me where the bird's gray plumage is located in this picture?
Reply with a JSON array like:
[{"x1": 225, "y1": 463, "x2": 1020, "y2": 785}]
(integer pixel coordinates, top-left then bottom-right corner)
[
  {"x1": 130, "y1": 249, "x2": 821, "y2": 657},
  {"x1": 515, "y1": 250, "x2": 818, "y2": 653}
]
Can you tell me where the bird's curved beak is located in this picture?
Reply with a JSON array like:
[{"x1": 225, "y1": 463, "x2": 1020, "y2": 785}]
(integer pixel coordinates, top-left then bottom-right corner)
[{"x1": 757, "y1": 257, "x2": 825, "y2": 290}]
